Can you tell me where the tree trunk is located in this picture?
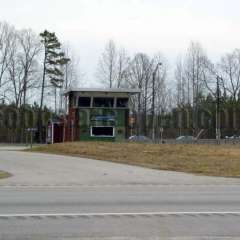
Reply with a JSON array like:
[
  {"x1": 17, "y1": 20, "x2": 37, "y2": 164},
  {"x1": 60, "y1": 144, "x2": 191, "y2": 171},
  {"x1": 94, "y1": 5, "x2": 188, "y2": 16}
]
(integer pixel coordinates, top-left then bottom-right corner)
[{"x1": 38, "y1": 48, "x2": 47, "y2": 143}]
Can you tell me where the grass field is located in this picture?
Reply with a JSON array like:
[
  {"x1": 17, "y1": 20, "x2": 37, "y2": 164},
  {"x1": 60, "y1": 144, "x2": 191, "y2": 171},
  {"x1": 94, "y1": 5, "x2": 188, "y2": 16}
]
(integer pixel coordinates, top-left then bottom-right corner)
[
  {"x1": 32, "y1": 142, "x2": 240, "y2": 177},
  {"x1": 0, "y1": 171, "x2": 11, "y2": 179}
]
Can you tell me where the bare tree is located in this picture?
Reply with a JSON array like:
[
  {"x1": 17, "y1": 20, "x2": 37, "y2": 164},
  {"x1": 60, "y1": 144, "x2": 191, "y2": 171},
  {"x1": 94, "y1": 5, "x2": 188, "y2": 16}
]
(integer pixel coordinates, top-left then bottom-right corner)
[
  {"x1": 218, "y1": 49, "x2": 240, "y2": 101},
  {"x1": 97, "y1": 40, "x2": 117, "y2": 88},
  {"x1": 55, "y1": 45, "x2": 84, "y2": 112},
  {"x1": 186, "y1": 42, "x2": 207, "y2": 104},
  {"x1": 175, "y1": 56, "x2": 187, "y2": 106},
  {"x1": 7, "y1": 29, "x2": 41, "y2": 107},
  {"x1": 0, "y1": 22, "x2": 15, "y2": 89},
  {"x1": 116, "y1": 47, "x2": 130, "y2": 88},
  {"x1": 8, "y1": 44, "x2": 23, "y2": 107},
  {"x1": 175, "y1": 42, "x2": 209, "y2": 133},
  {"x1": 18, "y1": 29, "x2": 41, "y2": 106},
  {"x1": 127, "y1": 53, "x2": 152, "y2": 135},
  {"x1": 63, "y1": 45, "x2": 83, "y2": 89}
]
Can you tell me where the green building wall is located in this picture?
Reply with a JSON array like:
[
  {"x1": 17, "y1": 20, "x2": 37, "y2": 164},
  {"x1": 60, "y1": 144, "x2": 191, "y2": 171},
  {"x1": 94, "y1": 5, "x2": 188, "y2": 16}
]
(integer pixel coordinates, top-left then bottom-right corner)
[{"x1": 77, "y1": 108, "x2": 129, "y2": 141}]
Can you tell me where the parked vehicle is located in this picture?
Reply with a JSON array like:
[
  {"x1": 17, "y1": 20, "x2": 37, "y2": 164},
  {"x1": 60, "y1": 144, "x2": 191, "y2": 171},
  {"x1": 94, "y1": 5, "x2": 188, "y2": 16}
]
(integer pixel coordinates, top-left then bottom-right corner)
[
  {"x1": 128, "y1": 135, "x2": 152, "y2": 143},
  {"x1": 225, "y1": 135, "x2": 240, "y2": 139},
  {"x1": 176, "y1": 135, "x2": 195, "y2": 143}
]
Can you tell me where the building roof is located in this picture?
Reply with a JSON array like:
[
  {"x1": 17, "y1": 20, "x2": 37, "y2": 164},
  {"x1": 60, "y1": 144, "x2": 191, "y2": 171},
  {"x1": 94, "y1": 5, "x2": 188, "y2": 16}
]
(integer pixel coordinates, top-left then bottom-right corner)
[{"x1": 63, "y1": 88, "x2": 141, "y2": 95}]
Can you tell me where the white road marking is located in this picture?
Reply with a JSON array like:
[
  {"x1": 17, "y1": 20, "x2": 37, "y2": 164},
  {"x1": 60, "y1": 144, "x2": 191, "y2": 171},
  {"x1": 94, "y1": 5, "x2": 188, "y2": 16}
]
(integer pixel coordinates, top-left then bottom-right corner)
[
  {"x1": 0, "y1": 183, "x2": 240, "y2": 188},
  {"x1": 1, "y1": 211, "x2": 240, "y2": 218}
]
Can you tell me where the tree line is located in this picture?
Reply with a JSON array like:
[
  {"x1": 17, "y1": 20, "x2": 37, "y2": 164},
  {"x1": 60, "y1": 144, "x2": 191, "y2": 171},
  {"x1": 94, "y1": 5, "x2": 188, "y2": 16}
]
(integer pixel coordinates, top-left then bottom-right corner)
[
  {"x1": 1, "y1": 20, "x2": 240, "y2": 142},
  {"x1": 0, "y1": 21, "x2": 82, "y2": 142},
  {"x1": 0, "y1": 22, "x2": 82, "y2": 109},
  {"x1": 97, "y1": 40, "x2": 240, "y2": 139}
]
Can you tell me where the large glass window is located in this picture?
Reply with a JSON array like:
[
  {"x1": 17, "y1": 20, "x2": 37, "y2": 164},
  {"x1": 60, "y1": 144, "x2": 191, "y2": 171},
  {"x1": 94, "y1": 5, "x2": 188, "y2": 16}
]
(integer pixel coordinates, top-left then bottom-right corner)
[
  {"x1": 91, "y1": 126, "x2": 114, "y2": 137},
  {"x1": 93, "y1": 97, "x2": 114, "y2": 108},
  {"x1": 78, "y1": 97, "x2": 91, "y2": 107},
  {"x1": 117, "y1": 98, "x2": 129, "y2": 108}
]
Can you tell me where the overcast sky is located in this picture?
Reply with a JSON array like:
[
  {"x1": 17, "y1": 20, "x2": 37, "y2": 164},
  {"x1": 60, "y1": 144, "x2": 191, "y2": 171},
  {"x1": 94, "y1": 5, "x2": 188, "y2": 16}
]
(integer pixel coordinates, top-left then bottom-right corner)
[{"x1": 1, "y1": 0, "x2": 239, "y2": 85}]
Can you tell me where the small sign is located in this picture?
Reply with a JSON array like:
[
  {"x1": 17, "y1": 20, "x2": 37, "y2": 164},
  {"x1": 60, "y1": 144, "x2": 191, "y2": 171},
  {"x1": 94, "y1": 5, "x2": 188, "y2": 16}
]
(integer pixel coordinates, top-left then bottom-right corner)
[
  {"x1": 92, "y1": 116, "x2": 115, "y2": 122},
  {"x1": 129, "y1": 117, "x2": 135, "y2": 125}
]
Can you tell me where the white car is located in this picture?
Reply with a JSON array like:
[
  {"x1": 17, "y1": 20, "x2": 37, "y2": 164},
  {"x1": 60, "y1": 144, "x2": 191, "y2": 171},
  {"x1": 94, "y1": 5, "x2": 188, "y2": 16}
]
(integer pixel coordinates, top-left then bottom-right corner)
[{"x1": 128, "y1": 135, "x2": 152, "y2": 142}]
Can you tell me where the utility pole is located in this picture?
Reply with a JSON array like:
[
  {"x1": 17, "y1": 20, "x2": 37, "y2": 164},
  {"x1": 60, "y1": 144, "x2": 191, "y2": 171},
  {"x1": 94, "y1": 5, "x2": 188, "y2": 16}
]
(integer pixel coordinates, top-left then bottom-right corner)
[
  {"x1": 216, "y1": 76, "x2": 221, "y2": 144},
  {"x1": 151, "y1": 62, "x2": 162, "y2": 141}
]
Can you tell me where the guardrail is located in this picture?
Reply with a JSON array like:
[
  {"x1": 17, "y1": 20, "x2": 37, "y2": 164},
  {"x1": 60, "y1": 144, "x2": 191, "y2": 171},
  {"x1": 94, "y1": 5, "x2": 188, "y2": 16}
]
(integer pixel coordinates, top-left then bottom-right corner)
[{"x1": 157, "y1": 139, "x2": 240, "y2": 145}]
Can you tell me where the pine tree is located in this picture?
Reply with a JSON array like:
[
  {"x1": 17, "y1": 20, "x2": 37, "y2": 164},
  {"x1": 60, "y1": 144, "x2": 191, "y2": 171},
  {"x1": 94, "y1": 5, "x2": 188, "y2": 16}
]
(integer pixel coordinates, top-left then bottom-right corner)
[{"x1": 38, "y1": 30, "x2": 70, "y2": 142}]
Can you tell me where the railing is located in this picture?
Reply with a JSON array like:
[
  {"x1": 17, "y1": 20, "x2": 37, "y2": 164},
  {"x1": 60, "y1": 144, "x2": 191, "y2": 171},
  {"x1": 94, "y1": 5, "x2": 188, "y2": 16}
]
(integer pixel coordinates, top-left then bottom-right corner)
[{"x1": 156, "y1": 138, "x2": 240, "y2": 145}]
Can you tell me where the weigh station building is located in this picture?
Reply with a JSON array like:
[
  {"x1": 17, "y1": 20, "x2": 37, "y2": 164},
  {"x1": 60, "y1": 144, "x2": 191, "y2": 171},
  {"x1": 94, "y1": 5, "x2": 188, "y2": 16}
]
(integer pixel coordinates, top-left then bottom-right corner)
[{"x1": 47, "y1": 88, "x2": 140, "y2": 143}]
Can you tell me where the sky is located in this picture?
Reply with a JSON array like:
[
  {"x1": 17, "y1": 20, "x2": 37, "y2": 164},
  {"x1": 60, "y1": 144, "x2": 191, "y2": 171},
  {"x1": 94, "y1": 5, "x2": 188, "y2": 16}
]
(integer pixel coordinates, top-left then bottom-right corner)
[{"x1": 1, "y1": 0, "x2": 240, "y2": 86}]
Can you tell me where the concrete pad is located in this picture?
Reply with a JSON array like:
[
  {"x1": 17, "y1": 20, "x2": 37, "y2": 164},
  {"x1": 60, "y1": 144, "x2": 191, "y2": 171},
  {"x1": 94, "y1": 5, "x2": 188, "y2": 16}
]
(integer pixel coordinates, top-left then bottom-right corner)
[{"x1": 0, "y1": 150, "x2": 240, "y2": 186}]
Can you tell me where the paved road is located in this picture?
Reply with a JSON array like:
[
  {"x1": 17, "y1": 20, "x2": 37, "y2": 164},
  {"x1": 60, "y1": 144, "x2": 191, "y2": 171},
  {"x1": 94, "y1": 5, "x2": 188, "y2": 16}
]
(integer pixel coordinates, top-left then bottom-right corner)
[{"x1": 1, "y1": 148, "x2": 240, "y2": 239}]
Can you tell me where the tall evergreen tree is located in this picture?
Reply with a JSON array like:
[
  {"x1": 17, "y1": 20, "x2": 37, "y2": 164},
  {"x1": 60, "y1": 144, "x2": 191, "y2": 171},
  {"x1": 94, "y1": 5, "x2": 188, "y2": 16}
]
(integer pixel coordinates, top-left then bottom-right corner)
[{"x1": 38, "y1": 30, "x2": 70, "y2": 142}]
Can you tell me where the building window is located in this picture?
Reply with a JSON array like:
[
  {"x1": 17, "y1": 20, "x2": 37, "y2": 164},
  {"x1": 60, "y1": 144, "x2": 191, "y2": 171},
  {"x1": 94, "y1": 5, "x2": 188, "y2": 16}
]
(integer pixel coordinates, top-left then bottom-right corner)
[
  {"x1": 78, "y1": 97, "x2": 91, "y2": 107},
  {"x1": 93, "y1": 97, "x2": 114, "y2": 108},
  {"x1": 117, "y1": 98, "x2": 129, "y2": 108},
  {"x1": 91, "y1": 126, "x2": 115, "y2": 137}
]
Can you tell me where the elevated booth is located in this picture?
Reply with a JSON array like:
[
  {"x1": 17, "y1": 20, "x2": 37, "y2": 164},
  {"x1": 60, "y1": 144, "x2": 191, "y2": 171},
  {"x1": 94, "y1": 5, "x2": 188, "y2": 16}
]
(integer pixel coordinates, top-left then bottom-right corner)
[{"x1": 61, "y1": 88, "x2": 140, "y2": 142}]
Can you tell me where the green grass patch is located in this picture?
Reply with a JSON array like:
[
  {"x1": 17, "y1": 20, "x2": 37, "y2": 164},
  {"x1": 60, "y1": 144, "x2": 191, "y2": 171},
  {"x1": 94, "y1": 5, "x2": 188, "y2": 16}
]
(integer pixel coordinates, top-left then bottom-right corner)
[{"x1": 0, "y1": 171, "x2": 11, "y2": 179}]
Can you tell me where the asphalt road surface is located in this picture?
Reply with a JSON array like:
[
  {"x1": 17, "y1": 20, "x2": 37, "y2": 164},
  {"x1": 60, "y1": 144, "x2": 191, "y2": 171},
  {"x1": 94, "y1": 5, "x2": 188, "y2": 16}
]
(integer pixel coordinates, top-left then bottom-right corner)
[{"x1": 0, "y1": 147, "x2": 240, "y2": 239}]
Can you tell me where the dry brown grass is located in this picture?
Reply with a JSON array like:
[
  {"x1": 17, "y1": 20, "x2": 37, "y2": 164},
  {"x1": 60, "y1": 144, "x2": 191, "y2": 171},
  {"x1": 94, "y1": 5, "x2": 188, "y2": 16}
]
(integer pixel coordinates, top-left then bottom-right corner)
[
  {"x1": 32, "y1": 142, "x2": 240, "y2": 177},
  {"x1": 0, "y1": 171, "x2": 11, "y2": 179}
]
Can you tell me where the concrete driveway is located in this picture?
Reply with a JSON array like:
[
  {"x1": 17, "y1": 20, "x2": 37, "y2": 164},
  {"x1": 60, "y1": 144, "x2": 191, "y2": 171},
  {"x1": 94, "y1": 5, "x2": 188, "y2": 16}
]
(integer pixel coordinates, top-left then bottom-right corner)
[{"x1": 0, "y1": 147, "x2": 240, "y2": 186}]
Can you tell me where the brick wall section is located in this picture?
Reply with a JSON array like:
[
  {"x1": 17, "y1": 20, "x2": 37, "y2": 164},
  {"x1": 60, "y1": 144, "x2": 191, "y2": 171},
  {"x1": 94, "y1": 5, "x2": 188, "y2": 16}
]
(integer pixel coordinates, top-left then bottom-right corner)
[{"x1": 64, "y1": 107, "x2": 77, "y2": 142}]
